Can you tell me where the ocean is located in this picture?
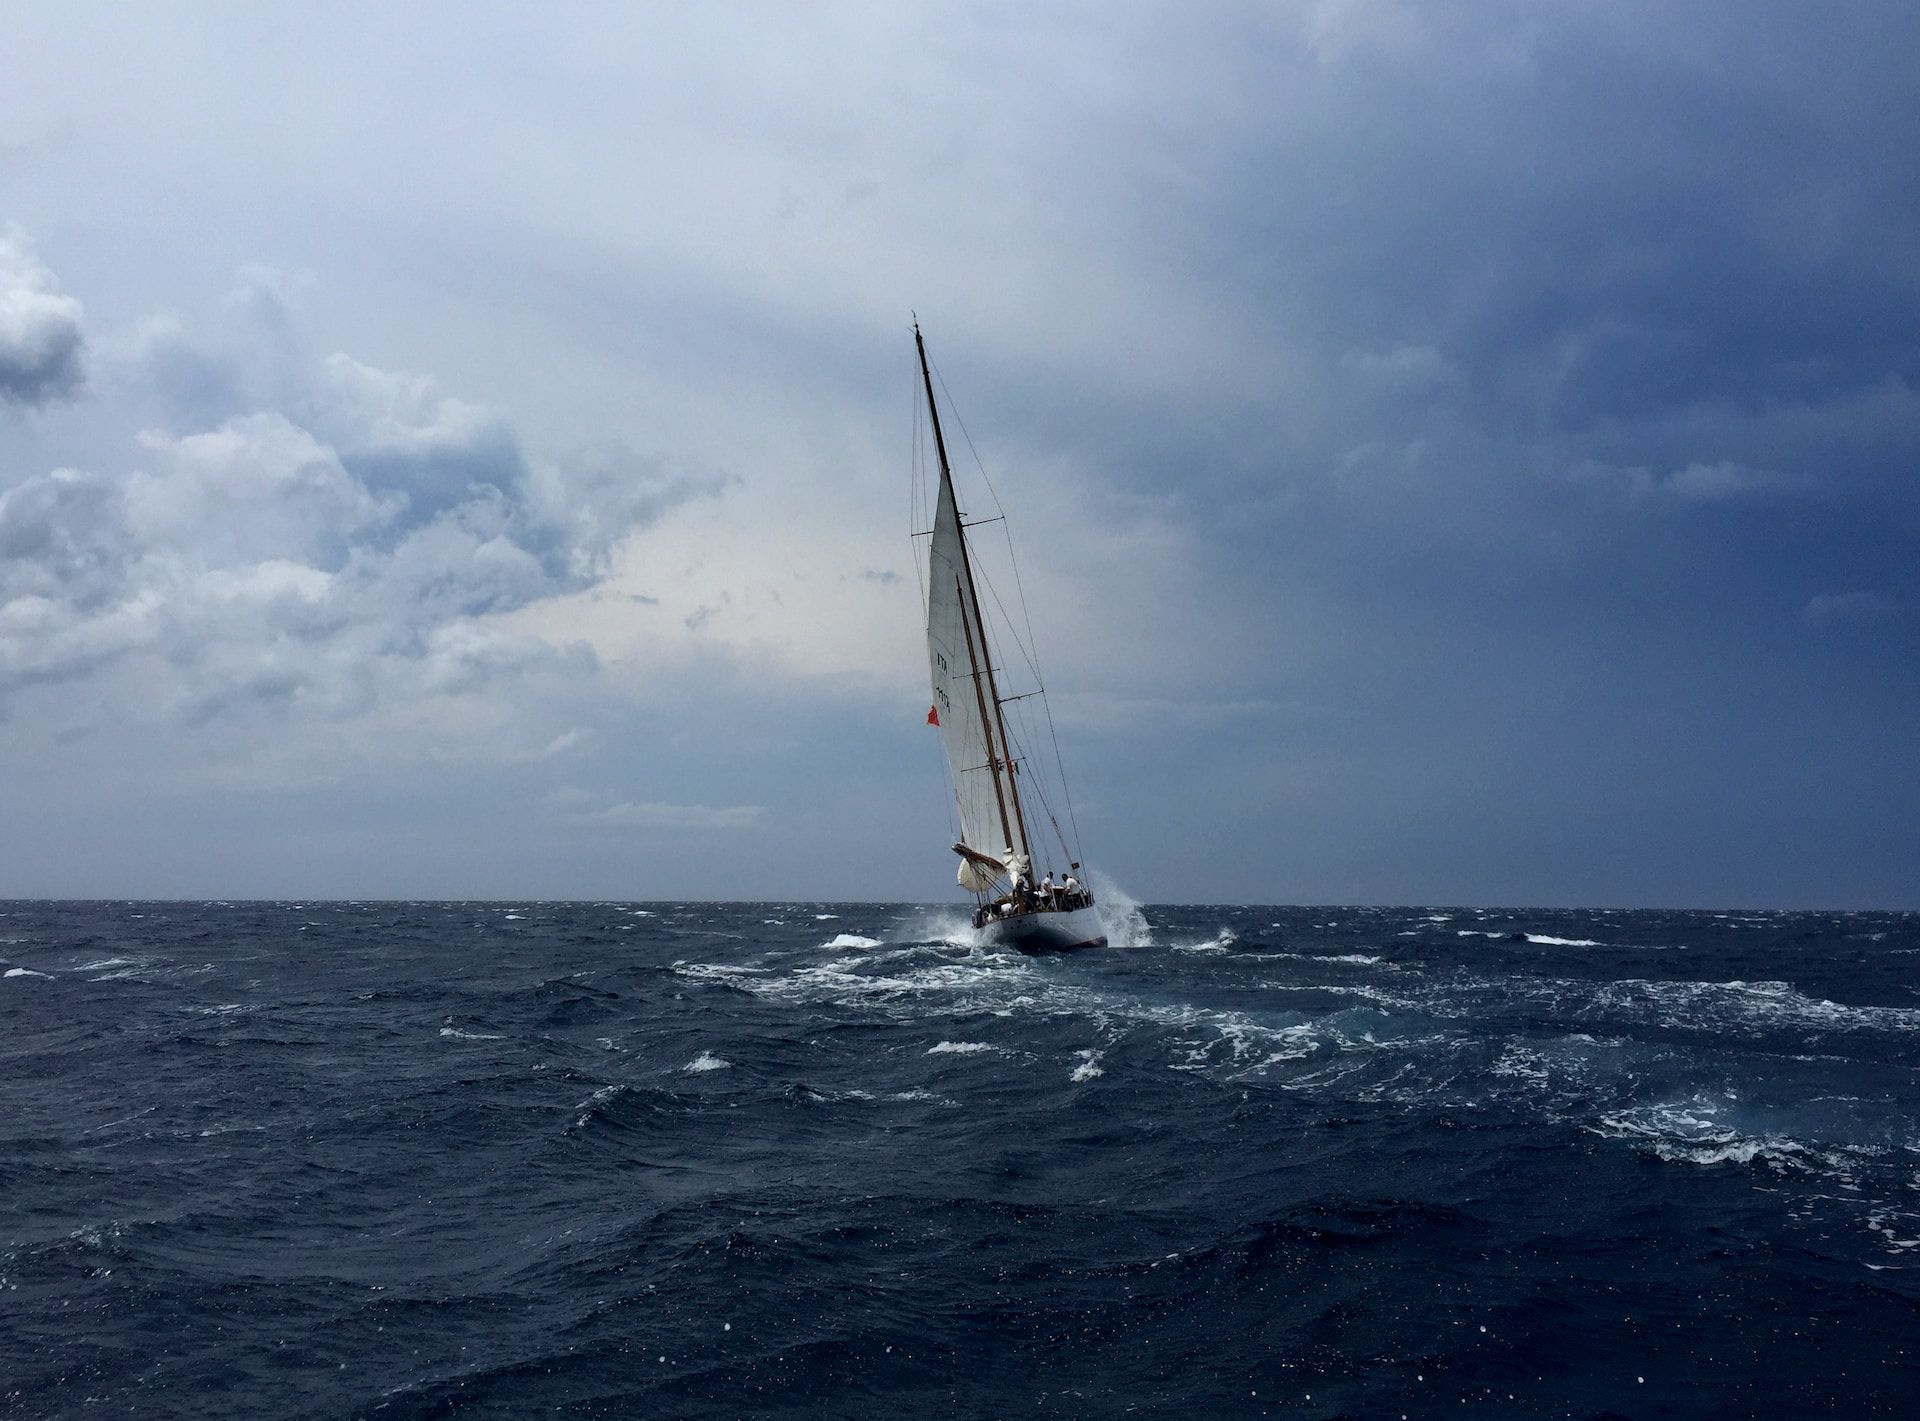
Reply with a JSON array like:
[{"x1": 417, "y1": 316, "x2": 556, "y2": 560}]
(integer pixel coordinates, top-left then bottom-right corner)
[{"x1": 2, "y1": 899, "x2": 1915, "y2": 1418}]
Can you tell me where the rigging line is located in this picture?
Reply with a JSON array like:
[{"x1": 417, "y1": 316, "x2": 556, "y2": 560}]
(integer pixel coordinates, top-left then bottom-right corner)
[
  {"x1": 1008, "y1": 707, "x2": 1070, "y2": 872},
  {"x1": 948, "y1": 508, "x2": 1044, "y2": 694},
  {"x1": 929, "y1": 360, "x2": 1051, "y2": 704},
  {"x1": 927, "y1": 360, "x2": 1049, "y2": 683},
  {"x1": 928, "y1": 355, "x2": 1086, "y2": 867},
  {"x1": 909, "y1": 357, "x2": 928, "y2": 608},
  {"x1": 931, "y1": 363, "x2": 1083, "y2": 866},
  {"x1": 909, "y1": 354, "x2": 959, "y2": 855},
  {"x1": 976, "y1": 560, "x2": 1045, "y2": 690},
  {"x1": 1043, "y1": 689, "x2": 1083, "y2": 863},
  {"x1": 1004, "y1": 637, "x2": 1081, "y2": 866},
  {"x1": 1009, "y1": 643, "x2": 1082, "y2": 869}
]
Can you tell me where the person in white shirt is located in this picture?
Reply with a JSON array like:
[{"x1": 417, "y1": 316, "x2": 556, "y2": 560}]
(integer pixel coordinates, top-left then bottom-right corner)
[{"x1": 1063, "y1": 873, "x2": 1080, "y2": 903}]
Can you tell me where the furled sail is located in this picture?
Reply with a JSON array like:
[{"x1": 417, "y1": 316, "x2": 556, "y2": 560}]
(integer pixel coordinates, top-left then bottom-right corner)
[{"x1": 926, "y1": 459, "x2": 1027, "y2": 872}]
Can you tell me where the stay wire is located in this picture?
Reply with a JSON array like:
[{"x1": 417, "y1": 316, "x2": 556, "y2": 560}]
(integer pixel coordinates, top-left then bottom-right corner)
[{"x1": 929, "y1": 357, "x2": 1085, "y2": 866}]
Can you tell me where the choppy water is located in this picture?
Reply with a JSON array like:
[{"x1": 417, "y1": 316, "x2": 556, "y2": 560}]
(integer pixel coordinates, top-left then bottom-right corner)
[{"x1": 3, "y1": 900, "x2": 1917, "y2": 1418}]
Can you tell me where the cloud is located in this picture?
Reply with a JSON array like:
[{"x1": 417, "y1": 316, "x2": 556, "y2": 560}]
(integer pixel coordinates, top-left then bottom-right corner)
[
  {"x1": 540, "y1": 727, "x2": 591, "y2": 757},
  {"x1": 0, "y1": 240, "x2": 722, "y2": 741},
  {"x1": 0, "y1": 227, "x2": 84, "y2": 406},
  {"x1": 1803, "y1": 591, "x2": 1899, "y2": 629},
  {"x1": 1, "y1": 10, "x2": 1916, "y2": 903},
  {"x1": 547, "y1": 787, "x2": 767, "y2": 831},
  {"x1": 130, "y1": 414, "x2": 402, "y2": 567},
  {"x1": 1567, "y1": 458, "x2": 1793, "y2": 506},
  {"x1": 1340, "y1": 343, "x2": 1459, "y2": 393}
]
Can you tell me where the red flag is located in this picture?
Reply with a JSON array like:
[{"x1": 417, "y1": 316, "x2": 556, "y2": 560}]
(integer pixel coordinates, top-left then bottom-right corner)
[{"x1": 926, "y1": 704, "x2": 941, "y2": 726}]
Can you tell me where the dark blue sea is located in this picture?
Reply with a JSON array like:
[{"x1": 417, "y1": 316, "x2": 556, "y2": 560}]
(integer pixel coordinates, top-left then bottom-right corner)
[{"x1": 3, "y1": 900, "x2": 1917, "y2": 1418}]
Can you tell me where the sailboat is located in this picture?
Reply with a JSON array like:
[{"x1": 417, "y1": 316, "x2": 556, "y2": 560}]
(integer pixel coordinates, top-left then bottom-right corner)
[{"x1": 914, "y1": 323, "x2": 1107, "y2": 954}]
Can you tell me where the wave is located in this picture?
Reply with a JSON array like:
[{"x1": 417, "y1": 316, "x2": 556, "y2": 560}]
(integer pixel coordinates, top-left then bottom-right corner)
[
  {"x1": 1174, "y1": 928, "x2": 1238, "y2": 954},
  {"x1": 1585, "y1": 977, "x2": 1920, "y2": 1036},
  {"x1": 684, "y1": 1051, "x2": 731, "y2": 1072},
  {"x1": 1588, "y1": 1099, "x2": 1843, "y2": 1173},
  {"x1": 1089, "y1": 870, "x2": 1152, "y2": 947},
  {"x1": 823, "y1": 933, "x2": 882, "y2": 950},
  {"x1": 1453, "y1": 930, "x2": 1605, "y2": 946}
]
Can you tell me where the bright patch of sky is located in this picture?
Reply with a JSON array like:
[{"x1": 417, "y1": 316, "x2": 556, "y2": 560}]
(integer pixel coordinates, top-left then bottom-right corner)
[{"x1": 1, "y1": 2, "x2": 1915, "y2": 905}]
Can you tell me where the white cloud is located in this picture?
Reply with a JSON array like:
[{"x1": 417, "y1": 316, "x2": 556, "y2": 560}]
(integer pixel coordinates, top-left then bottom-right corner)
[
  {"x1": 548, "y1": 787, "x2": 767, "y2": 831},
  {"x1": 0, "y1": 238, "x2": 722, "y2": 756},
  {"x1": 129, "y1": 414, "x2": 401, "y2": 566},
  {"x1": 540, "y1": 727, "x2": 591, "y2": 757},
  {"x1": 1568, "y1": 458, "x2": 1793, "y2": 505},
  {"x1": 1662, "y1": 460, "x2": 1788, "y2": 502},
  {"x1": 1803, "y1": 591, "x2": 1899, "y2": 629},
  {"x1": 1341, "y1": 343, "x2": 1459, "y2": 392},
  {"x1": 0, "y1": 226, "x2": 84, "y2": 406}
]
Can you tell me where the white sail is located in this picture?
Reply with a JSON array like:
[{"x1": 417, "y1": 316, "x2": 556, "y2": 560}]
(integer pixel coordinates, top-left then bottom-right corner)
[{"x1": 927, "y1": 459, "x2": 1026, "y2": 871}]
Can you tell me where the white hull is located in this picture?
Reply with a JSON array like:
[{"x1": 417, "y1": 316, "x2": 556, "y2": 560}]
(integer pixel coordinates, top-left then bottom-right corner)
[{"x1": 976, "y1": 903, "x2": 1106, "y2": 955}]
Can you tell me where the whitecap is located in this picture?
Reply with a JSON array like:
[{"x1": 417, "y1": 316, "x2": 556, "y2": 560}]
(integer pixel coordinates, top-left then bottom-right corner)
[
  {"x1": 439, "y1": 1026, "x2": 503, "y2": 1041},
  {"x1": 684, "y1": 1051, "x2": 731, "y2": 1072},
  {"x1": 824, "y1": 933, "x2": 882, "y2": 950},
  {"x1": 1866, "y1": 1211, "x2": 1920, "y2": 1253},
  {"x1": 1587, "y1": 1099, "x2": 1836, "y2": 1174},
  {"x1": 4, "y1": 967, "x2": 49, "y2": 978},
  {"x1": 1525, "y1": 934, "x2": 1603, "y2": 947},
  {"x1": 1174, "y1": 928, "x2": 1238, "y2": 953},
  {"x1": 1089, "y1": 871, "x2": 1153, "y2": 947},
  {"x1": 1489, "y1": 1043, "x2": 1553, "y2": 1088},
  {"x1": 926, "y1": 1041, "x2": 996, "y2": 1055},
  {"x1": 1070, "y1": 1048, "x2": 1105, "y2": 1082}
]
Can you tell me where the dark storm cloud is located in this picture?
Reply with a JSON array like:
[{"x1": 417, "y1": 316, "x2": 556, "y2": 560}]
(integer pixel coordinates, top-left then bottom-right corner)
[
  {"x1": 931, "y1": 2, "x2": 1920, "y2": 905},
  {"x1": 1008, "y1": 4, "x2": 1920, "y2": 670},
  {"x1": 1196, "y1": 4, "x2": 1920, "y2": 478}
]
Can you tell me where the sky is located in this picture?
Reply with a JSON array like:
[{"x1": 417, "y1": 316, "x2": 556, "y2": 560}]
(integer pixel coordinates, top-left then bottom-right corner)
[{"x1": 1, "y1": 1, "x2": 1915, "y2": 907}]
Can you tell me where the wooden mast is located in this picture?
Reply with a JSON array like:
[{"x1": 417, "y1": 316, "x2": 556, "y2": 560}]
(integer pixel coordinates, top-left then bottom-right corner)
[
  {"x1": 916, "y1": 323, "x2": 1030, "y2": 864},
  {"x1": 955, "y1": 577, "x2": 1014, "y2": 855}
]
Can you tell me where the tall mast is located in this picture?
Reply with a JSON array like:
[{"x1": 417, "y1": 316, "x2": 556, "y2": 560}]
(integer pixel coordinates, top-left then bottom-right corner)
[
  {"x1": 955, "y1": 575, "x2": 1014, "y2": 855},
  {"x1": 916, "y1": 323, "x2": 1031, "y2": 864}
]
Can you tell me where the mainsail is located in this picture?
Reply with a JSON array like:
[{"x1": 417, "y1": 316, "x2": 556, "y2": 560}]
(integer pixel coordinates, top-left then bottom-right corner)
[{"x1": 918, "y1": 327, "x2": 1030, "y2": 884}]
